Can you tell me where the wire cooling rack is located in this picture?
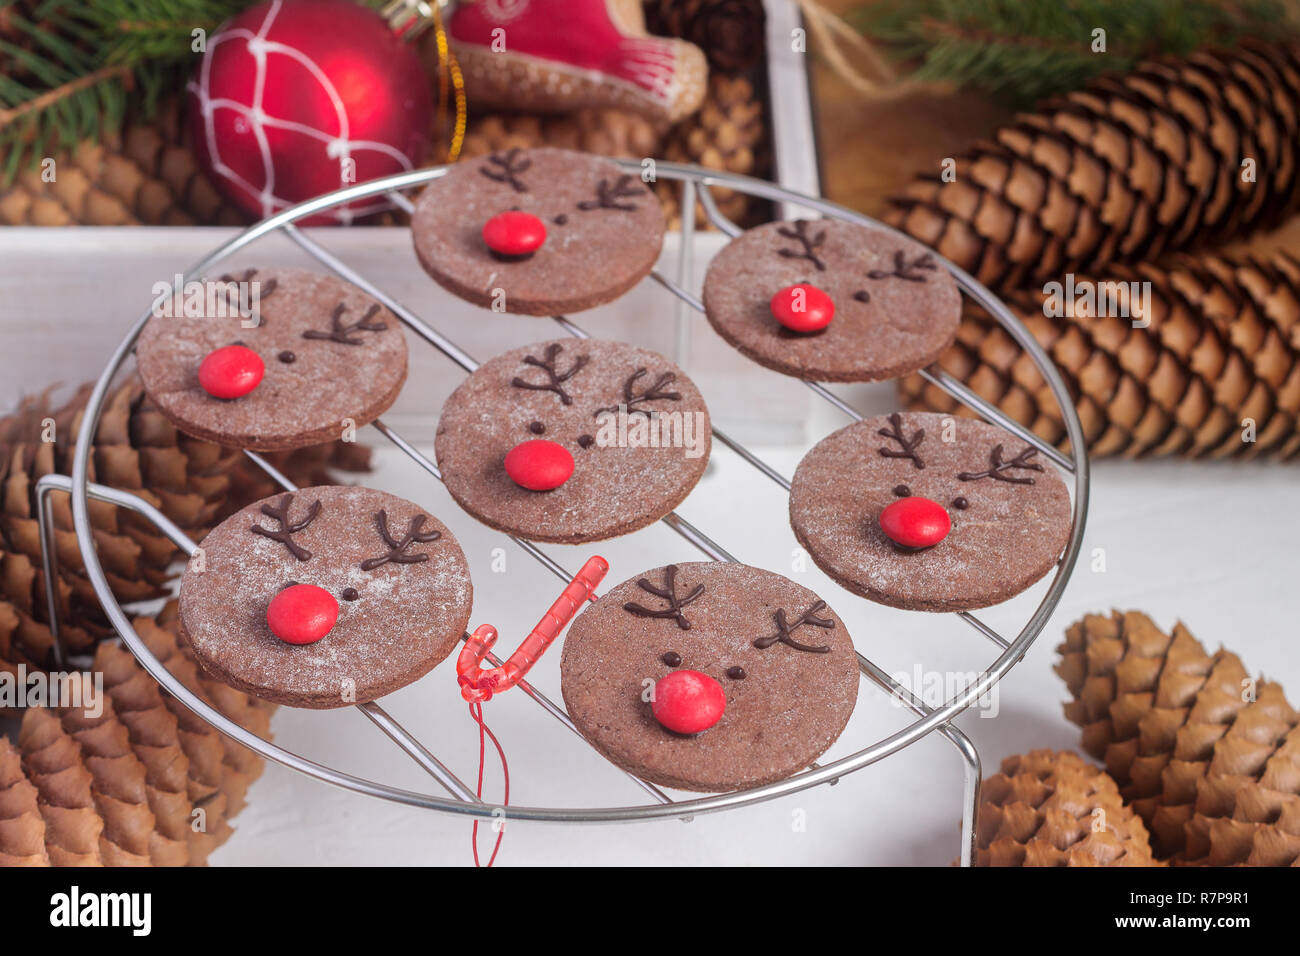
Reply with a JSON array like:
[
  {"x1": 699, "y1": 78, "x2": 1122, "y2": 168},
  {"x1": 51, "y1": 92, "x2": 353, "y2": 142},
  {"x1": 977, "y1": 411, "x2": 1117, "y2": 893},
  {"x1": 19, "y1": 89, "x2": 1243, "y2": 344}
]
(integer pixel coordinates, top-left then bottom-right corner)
[{"x1": 37, "y1": 161, "x2": 1089, "y2": 866}]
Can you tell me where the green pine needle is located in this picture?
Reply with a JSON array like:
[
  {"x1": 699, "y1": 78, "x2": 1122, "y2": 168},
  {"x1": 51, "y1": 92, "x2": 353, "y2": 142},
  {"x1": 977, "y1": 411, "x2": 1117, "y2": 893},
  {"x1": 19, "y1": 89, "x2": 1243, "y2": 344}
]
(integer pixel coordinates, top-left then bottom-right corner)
[{"x1": 853, "y1": 0, "x2": 1300, "y2": 107}]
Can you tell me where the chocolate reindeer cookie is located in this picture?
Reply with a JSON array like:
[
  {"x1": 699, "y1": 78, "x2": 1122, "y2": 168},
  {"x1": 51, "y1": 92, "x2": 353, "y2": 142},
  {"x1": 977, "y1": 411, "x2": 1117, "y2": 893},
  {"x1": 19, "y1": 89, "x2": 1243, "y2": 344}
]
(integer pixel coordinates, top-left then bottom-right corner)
[
  {"x1": 561, "y1": 562, "x2": 859, "y2": 792},
  {"x1": 789, "y1": 412, "x2": 1072, "y2": 612},
  {"x1": 435, "y1": 339, "x2": 710, "y2": 544},
  {"x1": 178, "y1": 485, "x2": 472, "y2": 708},
  {"x1": 410, "y1": 147, "x2": 665, "y2": 315},
  {"x1": 701, "y1": 220, "x2": 961, "y2": 382},
  {"x1": 136, "y1": 268, "x2": 408, "y2": 451}
]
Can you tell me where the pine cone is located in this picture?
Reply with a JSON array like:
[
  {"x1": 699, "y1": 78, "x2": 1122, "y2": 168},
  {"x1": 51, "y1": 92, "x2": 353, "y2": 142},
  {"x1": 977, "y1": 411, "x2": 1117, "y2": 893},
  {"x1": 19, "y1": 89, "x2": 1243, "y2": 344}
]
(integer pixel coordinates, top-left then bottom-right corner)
[
  {"x1": 976, "y1": 749, "x2": 1158, "y2": 866},
  {"x1": 0, "y1": 380, "x2": 241, "y2": 663},
  {"x1": 885, "y1": 42, "x2": 1300, "y2": 293},
  {"x1": 643, "y1": 0, "x2": 766, "y2": 74},
  {"x1": 1056, "y1": 611, "x2": 1300, "y2": 865},
  {"x1": 900, "y1": 252, "x2": 1300, "y2": 459},
  {"x1": 457, "y1": 108, "x2": 664, "y2": 164},
  {"x1": 658, "y1": 73, "x2": 771, "y2": 229},
  {"x1": 0, "y1": 735, "x2": 49, "y2": 866},
  {"x1": 0, "y1": 98, "x2": 248, "y2": 227},
  {"x1": 1, "y1": 606, "x2": 274, "y2": 867}
]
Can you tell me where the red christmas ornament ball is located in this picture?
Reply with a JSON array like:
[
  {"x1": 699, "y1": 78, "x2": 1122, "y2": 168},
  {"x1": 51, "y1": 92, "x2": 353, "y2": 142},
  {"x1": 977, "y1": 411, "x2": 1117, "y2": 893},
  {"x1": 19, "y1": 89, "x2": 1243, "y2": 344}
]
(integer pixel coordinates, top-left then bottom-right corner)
[
  {"x1": 879, "y1": 497, "x2": 951, "y2": 550},
  {"x1": 198, "y1": 344, "x2": 264, "y2": 399},
  {"x1": 770, "y1": 283, "x2": 835, "y2": 333},
  {"x1": 187, "y1": 0, "x2": 434, "y2": 225},
  {"x1": 652, "y1": 670, "x2": 726, "y2": 735},
  {"x1": 266, "y1": 583, "x2": 340, "y2": 646},
  {"x1": 483, "y1": 211, "x2": 548, "y2": 257},
  {"x1": 504, "y1": 439, "x2": 574, "y2": 491}
]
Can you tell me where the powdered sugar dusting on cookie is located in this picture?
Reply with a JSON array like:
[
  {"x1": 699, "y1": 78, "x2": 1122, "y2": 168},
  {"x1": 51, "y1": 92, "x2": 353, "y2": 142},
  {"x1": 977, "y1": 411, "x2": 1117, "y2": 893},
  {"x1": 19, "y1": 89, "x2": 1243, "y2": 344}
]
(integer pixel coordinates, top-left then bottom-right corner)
[
  {"x1": 435, "y1": 339, "x2": 710, "y2": 544},
  {"x1": 789, "y1": 412, "x2": 1071, "y2": 612},
  {"x1": 179, "y1": 485, "x2": 472, "y2": 707}
]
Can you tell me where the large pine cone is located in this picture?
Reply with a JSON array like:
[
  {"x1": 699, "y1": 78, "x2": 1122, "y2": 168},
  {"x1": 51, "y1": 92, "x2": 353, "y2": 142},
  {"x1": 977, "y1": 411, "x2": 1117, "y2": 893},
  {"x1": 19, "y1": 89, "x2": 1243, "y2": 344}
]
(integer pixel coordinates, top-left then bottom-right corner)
[
  {"x1": 1056, "y1": 611, "x2": 1300, "y2": 865},
  {"x1": 976, "y1": 749, "x2": 1158, "y2": 866},
  {"x1": 900, "y1": 252, "x2": 1300, "y2": 459},
  {"x1": 1, "y1": 605, "x2": 274, "y2": 866},
  {"x1": 885, "y1": 42, "x2": 1300, "y2": 293}
]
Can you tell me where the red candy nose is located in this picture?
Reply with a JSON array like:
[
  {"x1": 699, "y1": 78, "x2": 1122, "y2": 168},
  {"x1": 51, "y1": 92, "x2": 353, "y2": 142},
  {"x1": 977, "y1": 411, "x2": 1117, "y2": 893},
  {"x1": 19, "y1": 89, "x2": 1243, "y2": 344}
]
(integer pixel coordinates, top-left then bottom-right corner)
[
  {"x1": 770, "y1": 283, "x2": 835, "y2": 333},
  {"x1": 504, "y1": 439, "x2": 574, "y2": 491},
  {"x1": 198, "y1": 344, "x2": 264, "y2": 400},
  {"x1": 483, "y1": 210, "x2": 547, "y2": 257},
  {"x1": 879, "y1": 496, "x2": 951, "y2": 550},
  {"x1": 652, "y1": 669, "x2": 726, "y2": 735},
  {"x1": 266, "y1": 584, "x2": 339, "y2": 646}
]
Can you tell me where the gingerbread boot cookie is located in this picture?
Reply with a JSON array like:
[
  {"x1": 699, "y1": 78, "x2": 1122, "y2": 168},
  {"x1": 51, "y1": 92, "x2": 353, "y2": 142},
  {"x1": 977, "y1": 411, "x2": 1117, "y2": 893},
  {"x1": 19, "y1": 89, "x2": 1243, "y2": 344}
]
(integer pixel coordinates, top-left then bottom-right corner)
[{"x1": 449, "y1": 0, "x2": 708, "y2": 124}]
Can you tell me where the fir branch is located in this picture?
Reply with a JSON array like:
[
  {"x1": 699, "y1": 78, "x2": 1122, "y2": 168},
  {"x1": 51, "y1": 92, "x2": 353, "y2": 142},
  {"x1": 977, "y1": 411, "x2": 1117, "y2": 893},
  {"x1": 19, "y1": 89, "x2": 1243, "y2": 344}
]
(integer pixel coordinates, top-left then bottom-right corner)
[
  {"x1": 852, "y1": 0, "x2": 1300, "y2": 107},
  {"x1": 0, "y1": 63, "x2": 130, "y2": 132}
]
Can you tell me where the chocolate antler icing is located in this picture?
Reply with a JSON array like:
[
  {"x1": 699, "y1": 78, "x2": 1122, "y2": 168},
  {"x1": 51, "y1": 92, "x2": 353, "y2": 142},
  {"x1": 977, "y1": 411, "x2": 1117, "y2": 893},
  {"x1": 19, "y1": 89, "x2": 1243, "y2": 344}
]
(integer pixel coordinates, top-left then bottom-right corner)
[
  {"x1": 302, "y1": 303, "x2": 388, "y2": 345},
  {"x1": 360, "y1": 510, "x2": 441, "y2": 571},
  {"x1": 867, "y1": 250, "x2": 937, "y2": 282},
  {"x1": 480, "y1": 148, "x2": 532, "y2": 192},
  {"x1": 623, "y1": 565, "x2": 704, "y2": 630},
  {"x1": 753, "y1": 601, "x2": 834, "y2": 653},
  {"x1": 511, "y1": 344, "x2": 589, "y2": 405},
  {"x1": 877, "y1": 413, "x2": 926, "y2": 470},
  {"x1": 577, "y1": 174, "x2": 644, "y2": 211},
  {"x1": 213, "y1": 268, "x2": 276, "y2": 323},
  {"x1": 776, "y1": 221, "x2": 827, "y2": 271},
  {"x1": 594, "y1": 367, "x2": 681, "y2": 418},
  {"x1": 958, "y1": 444, "x2": 1044, "y2": 484},
  {"x1": 249, "y1": 494, "x2": 322, "y2": 561}
]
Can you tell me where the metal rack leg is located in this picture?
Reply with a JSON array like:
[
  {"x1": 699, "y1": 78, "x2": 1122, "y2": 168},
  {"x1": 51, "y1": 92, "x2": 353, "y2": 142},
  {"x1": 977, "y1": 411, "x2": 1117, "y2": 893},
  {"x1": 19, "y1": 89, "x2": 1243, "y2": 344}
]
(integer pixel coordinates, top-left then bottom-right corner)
[{"x1": 856, "y1": 653, "x2": 981, "y2": 867}]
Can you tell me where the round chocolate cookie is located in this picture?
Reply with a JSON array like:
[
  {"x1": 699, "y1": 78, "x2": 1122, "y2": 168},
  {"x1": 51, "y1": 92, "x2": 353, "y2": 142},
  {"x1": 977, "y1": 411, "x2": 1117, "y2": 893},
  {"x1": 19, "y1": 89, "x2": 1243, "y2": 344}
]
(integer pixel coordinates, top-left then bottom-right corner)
[
  {"x1": 701, "y1": 219, "x2": 961, "y2": 382},
  {"x1": 178, "y1": 485, "x2": 472, "y2": 708},
  {"x1": 789, "y1": 412, "x2": 1072, "y2": 612},
  {"x1": 136, "y1": 268, "x2": 407, "y2": 451},
  {"x1": 434, "y1": 338, "x2": 710, "y2": 544},
  {"x1": 410, "y1": 147, "x2": 665, "y2": 315},
  {"x1": 561, "y1": 562, "x2": 859, "y2": 792}
]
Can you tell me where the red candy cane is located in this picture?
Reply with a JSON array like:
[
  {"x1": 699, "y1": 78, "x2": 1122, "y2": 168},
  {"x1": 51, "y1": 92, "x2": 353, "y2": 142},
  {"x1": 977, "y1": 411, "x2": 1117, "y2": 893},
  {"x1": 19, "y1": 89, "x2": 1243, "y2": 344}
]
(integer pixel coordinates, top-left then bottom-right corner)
[{"x1": 457, "y1": 555, "x2": 609, "y2": 703}]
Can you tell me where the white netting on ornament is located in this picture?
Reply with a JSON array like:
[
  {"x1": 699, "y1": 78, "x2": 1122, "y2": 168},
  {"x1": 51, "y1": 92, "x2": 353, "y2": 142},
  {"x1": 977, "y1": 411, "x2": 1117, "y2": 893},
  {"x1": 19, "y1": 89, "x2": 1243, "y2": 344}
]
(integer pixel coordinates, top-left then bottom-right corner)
[{"x1": 189, "y1": 0, "x2": 415, "y2": 224}]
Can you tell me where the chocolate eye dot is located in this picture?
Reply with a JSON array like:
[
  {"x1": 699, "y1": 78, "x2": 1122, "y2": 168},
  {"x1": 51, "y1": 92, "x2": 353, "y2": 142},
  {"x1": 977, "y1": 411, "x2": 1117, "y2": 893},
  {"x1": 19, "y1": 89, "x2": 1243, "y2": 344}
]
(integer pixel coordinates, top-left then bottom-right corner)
[
  {"x1": 893, "y1": 484, "x2": 911, "y2": 497},
  {"x1": 553, "y1": 213, "x2": 568, "y2": 225},
  {"x1": 528, "y1": 421, "x2": 545, "y2": 435},
  {"x1": 952, "y1": 497, "x2": 970, "y2": 510},
  {"x1": 577, "y1": 434, "x2": 595, "y2": 448},
  {"x1": 661, "y1": 651, "x2": 682, "y2": 667},
  {"x1": 278, "y1": 350, "x2": 296, "y2": 363},
  {"x1": 853, "y1": 290, "x2": 870, "y2": 303},
  {"x1": 341, "y1": 587, "x2": 360, "y2": 601},
  {"x1": 726, "y1": 666, "x2": 747, "y2": 680}
]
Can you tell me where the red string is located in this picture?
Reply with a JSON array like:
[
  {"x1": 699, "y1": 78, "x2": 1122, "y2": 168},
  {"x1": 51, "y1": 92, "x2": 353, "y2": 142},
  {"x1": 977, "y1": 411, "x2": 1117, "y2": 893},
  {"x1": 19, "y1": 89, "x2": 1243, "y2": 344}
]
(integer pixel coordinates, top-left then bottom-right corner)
[{"x1": 469, "y1": 701, "x2": 509, "y2": 867}]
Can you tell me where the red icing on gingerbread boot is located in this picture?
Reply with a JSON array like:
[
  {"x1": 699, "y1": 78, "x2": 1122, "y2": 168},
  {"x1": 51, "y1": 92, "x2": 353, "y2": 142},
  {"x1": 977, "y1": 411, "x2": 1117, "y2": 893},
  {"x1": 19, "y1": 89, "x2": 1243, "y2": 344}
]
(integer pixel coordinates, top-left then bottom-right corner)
[{"x1": 449, "y1": 0, "x2": 707, "y2": 124}]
